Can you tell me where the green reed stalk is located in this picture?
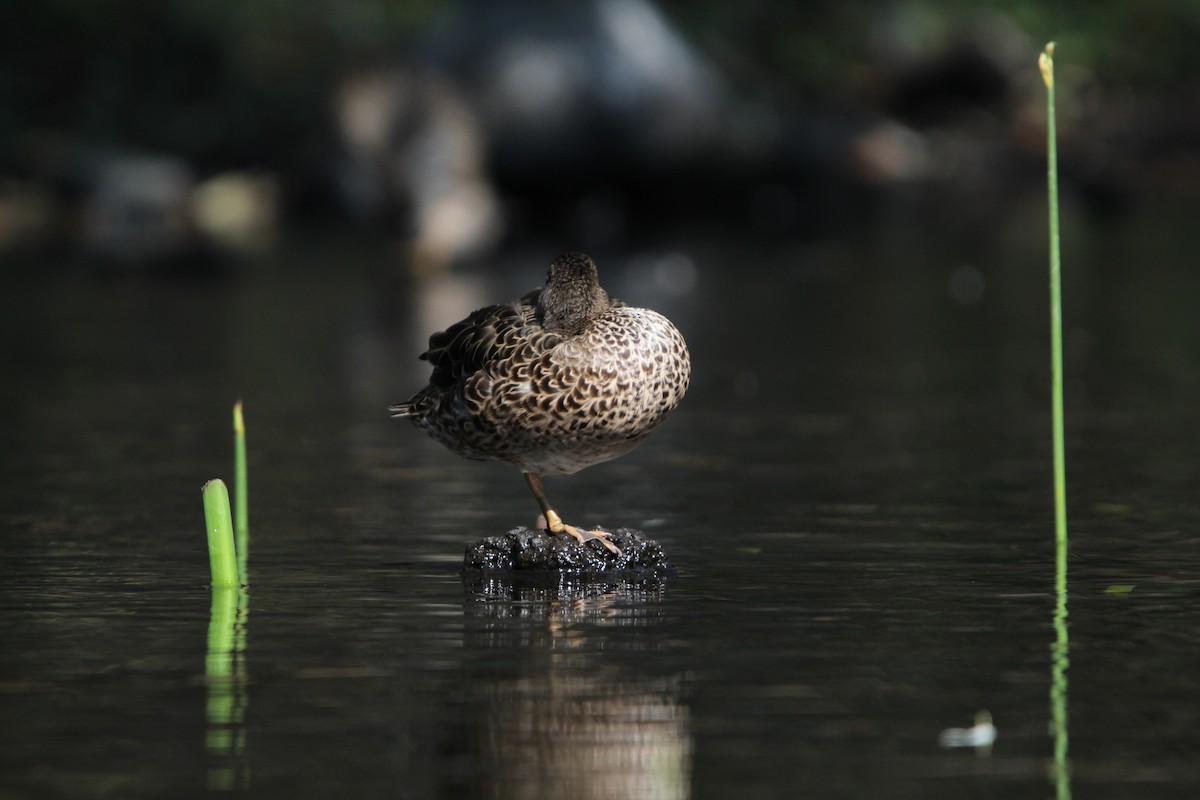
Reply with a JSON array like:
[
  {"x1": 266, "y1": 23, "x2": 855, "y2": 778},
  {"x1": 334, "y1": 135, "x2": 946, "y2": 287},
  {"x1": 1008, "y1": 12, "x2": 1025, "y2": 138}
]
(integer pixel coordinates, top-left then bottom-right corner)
[
  {"x1": 203, "y1": 479, "x2": 239, "y2": 588},
  {"x1": 233, "y1": 401, "x2": 249, "y2": 586},
  {"x1": 1041, "y1": 42, "x2": 1072, "y2": 800},
  {"x1": 1040, "y1": 43, "x2": 1068, "y2": 550}
]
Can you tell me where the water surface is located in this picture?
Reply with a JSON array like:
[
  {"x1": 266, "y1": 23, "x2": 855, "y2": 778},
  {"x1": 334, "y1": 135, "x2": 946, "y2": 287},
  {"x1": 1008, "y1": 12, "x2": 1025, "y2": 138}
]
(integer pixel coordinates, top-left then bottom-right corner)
[{"x1": 3, "y1": 198, "x2": 1200, "y2": 798}]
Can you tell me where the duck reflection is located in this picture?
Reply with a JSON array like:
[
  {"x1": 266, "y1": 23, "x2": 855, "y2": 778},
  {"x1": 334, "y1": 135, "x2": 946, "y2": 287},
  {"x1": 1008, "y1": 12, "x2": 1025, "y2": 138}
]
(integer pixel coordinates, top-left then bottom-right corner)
[{"x1": 460, "y1": 575, "x2": 691, "y2": 800}]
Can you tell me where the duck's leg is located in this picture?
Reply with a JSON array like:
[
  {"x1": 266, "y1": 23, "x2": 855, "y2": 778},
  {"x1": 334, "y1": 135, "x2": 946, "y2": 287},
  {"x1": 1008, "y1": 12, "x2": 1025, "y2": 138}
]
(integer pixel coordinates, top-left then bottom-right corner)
[{"x1": 524, "y1": 472, "x2": 622, "y2": 555}]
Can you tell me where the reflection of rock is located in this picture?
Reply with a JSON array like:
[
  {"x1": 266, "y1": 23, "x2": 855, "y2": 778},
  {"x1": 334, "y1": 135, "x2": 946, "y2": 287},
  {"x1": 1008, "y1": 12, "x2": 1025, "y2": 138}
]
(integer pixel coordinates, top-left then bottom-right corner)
[
  {"x1": 461, "y1": 575, "x2": 690, "y2": 800},
  {"x1": 463, "y1": 572, "x2": 670, "y2": 621},
  {"x1": 464, "y1": 526, "x2": 673, "y2": 573}
]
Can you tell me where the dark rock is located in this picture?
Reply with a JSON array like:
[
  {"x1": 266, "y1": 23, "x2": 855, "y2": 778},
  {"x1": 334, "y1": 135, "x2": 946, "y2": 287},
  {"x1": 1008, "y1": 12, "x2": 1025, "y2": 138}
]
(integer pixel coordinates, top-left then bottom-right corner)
[{"x1": 463, "y1": 526, "x2": 672, "y2": 574}]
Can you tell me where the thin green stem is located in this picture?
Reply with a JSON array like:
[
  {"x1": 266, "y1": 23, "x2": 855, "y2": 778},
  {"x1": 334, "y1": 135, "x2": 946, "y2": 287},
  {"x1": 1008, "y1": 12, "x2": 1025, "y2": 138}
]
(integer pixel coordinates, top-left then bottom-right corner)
[
  {"x1": 203, "y1": 478, "x2": 239, "y2": 588},
  {"x1": 1041, "y1": 43, "x2": 1068, "y2": 553},
  {"x1": 233, "y1": 400, "x2": 249, "y2": 586}
]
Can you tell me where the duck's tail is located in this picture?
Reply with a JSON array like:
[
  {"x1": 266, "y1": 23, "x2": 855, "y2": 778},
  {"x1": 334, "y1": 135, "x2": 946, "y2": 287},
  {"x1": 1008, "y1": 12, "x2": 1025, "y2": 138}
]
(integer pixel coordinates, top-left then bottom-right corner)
[{"x1": 388, "y1": 402, "x2": 417, "y2": 418}]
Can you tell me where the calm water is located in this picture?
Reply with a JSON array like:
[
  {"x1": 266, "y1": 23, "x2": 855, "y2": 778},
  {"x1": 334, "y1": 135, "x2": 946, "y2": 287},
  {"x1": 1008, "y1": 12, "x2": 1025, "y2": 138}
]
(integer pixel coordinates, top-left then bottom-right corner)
[{"x1": 3, "y1": 195, "x2": 1200, "y2": 799}]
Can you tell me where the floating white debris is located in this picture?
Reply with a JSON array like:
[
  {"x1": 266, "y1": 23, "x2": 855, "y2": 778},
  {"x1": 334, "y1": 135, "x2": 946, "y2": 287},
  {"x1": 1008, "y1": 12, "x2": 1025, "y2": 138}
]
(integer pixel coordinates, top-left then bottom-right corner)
[{"x1": 938, "y1": 710, "x2": 997, "y2": 748}]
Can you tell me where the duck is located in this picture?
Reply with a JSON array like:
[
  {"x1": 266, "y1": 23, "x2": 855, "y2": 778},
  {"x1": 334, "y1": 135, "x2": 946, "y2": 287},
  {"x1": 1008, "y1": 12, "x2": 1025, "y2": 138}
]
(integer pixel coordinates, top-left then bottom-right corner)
[{"x1": 391, "y1": 252, "x2": 691, "y2": 554}]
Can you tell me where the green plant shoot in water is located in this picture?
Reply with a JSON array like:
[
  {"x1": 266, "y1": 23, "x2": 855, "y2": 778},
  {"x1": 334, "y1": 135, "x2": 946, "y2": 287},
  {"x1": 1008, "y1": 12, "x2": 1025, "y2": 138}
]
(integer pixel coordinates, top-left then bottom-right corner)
[{"x1": 203, "y1": 479, "x2": 238, "y2": 588}]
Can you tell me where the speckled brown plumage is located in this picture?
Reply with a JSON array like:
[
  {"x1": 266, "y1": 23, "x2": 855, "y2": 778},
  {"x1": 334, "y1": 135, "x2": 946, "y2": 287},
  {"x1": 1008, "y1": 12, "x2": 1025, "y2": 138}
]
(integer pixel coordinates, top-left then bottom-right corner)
[{"x1": 391, "y1": 252, "x2": 690, "y2": 553}]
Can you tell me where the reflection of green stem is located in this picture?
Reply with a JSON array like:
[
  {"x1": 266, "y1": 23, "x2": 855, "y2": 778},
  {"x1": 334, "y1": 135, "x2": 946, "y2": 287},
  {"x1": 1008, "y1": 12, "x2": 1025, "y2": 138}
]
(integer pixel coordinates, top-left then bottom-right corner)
[
  {"x1": 233, "y1": 401, "x2": 249, "y2": 586},
  {"x1": 206, "y1": 585, "x2": 237, "y2": 732},
  {"x1": 204, "y1": 479, "x2": 239, "y2": 588},
  {"x1": 1051, "y1": 551, "x2": 1070, "y2": 798},
  {"x1": 1041, "y1": 42, "x2": 1071, "y2": 800},
  {"x1": 206, "y1": 585, "x2": 250, "y2": 790}
]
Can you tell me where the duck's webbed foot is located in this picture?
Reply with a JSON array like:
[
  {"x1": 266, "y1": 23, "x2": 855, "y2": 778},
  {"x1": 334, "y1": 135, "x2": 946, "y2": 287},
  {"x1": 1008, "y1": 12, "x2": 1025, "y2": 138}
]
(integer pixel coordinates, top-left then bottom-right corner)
[{"x1": 543, "y1": 509, "x2": 622, "y2": 556}]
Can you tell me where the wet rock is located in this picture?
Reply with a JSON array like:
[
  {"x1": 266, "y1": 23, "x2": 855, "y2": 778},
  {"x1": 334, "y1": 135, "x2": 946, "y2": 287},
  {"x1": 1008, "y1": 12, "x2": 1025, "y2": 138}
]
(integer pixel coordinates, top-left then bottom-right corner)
[{"x1": 463, "y1": 526, "x2": 672, "y2": 574}]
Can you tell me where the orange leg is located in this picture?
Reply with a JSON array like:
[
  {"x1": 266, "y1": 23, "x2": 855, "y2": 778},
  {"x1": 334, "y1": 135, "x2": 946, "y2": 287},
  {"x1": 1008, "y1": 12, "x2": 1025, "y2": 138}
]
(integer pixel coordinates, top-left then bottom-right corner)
[{"x1": 523, "y1": 472, "x2": 621, "y2": 555}]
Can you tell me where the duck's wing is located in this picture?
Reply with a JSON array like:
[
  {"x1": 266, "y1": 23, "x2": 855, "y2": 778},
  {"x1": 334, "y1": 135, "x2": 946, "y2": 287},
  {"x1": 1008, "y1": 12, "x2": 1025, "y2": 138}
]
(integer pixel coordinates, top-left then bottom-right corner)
[{"x1": 420, "y1": 290, "x2": 544, "y2": 390}]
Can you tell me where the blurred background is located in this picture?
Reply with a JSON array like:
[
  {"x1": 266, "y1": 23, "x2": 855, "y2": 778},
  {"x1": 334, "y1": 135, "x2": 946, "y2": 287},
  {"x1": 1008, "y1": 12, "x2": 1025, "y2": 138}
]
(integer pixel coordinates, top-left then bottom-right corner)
[{"x1": 2, "y1": 0, "x2": 1198, "y2": 273}]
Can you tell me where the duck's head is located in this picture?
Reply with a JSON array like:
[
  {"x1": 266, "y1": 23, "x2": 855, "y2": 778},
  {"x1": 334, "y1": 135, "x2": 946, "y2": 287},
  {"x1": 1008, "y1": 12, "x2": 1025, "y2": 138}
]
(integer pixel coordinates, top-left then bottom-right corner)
[{"x1": 539, "y1": 252, "x2": 611, "y2": 336}]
